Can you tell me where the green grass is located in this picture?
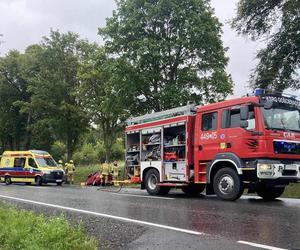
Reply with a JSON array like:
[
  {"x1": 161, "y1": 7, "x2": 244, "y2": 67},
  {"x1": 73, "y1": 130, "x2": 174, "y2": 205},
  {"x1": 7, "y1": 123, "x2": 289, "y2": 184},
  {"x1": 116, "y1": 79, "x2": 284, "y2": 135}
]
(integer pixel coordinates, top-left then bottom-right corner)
[
  {"x1": 283, "y1": 183, "x2": 300, "y2": 198},
  {"x1": 74, "y1": 165, "x2": 100, "y2": 185},
  {"x1": 0, "y1": 202, "x2": 97, "y2": 250}
]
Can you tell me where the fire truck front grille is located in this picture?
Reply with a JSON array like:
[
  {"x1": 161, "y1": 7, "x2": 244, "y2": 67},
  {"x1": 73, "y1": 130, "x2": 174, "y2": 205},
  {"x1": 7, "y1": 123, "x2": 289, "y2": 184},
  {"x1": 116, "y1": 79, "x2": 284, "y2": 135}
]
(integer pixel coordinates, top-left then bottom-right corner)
[{"x1": 282, "y1": 170, "x2": 297, "y2": 176}]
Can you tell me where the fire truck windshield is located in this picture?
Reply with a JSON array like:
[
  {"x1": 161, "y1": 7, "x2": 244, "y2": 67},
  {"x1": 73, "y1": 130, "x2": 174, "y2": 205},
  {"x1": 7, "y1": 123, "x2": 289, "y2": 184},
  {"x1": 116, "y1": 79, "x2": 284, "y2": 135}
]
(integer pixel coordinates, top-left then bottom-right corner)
[{"x1": 262, "y1": 107, "x2": 300, "y2": 132}]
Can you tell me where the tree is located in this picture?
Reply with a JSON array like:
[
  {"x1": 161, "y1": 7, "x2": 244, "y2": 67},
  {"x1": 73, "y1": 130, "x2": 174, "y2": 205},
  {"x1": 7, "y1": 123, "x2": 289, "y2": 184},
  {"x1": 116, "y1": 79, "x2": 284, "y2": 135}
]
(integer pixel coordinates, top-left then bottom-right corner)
[
  {"x1": 28, "y1": 30, "x2": 95, "y2": 159},
  {"x1": 231, "y1": 0, "x2": 300, "y2": 91},
  {"x1": 0, "y1": 50, "x2": 30, "y2": 150},
  {"x1": 99, "y1": 0, "x2": 233, "y2": 113},
  {"x1": 79, "y1": 48, "x2": 129, "y2": 161}
]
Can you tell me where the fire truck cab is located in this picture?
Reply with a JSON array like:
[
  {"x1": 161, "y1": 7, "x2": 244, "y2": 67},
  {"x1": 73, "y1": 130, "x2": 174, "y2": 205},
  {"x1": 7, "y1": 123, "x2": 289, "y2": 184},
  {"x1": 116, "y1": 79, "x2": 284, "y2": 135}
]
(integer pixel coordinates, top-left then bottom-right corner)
[{"x1": 125, "y1": 90, "x2": 300, "y2": 201}]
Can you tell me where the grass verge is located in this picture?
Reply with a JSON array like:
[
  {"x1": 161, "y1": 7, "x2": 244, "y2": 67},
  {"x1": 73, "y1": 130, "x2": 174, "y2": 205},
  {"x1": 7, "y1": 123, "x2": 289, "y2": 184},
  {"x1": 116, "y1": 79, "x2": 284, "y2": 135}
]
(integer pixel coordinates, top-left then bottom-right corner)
[
  {"x1": 0, "y1": 202, "x2": 97, "y2": 250},
  {"x1": 283, "y1": 183, "x2": 300, "y2": 198},
  {"x1": 74, "y1": 164, "x2": 100, "y2": 185}
]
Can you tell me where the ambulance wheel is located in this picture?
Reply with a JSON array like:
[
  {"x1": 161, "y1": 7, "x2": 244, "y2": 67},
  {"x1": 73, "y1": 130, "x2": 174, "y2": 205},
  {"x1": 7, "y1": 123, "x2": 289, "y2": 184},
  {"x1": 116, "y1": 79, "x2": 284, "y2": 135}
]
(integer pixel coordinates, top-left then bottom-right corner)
[
  {"x1": 5, "y1": 176, "x2": 11, "y2": 185},
  {"x1": 182, "y1": 184, "x2": 205, "y2": 196},
  {"x1": 145, "y1": 169, "x2": 163, "y2": 195},
  {"x1": 35, "y1": 176, "x2": 42, "y2": 186},
  {"x1": 256, "y1": 186, "x2": 285, "y2": 200},
  {"x1": 213, "y1": 168, "x2": 244, "y2": 201}
]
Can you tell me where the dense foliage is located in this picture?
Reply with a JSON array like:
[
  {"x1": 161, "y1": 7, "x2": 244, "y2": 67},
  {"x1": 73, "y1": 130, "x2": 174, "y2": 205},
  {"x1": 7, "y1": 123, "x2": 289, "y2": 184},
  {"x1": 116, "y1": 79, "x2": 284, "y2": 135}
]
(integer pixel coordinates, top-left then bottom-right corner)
[
  {"x1": 100, "y1": 0, "x2": 233, "y2": 113},
  {"x1": 231, "y1": 0, "x2": 300, "y2": 91},
  {"x1": 0, "y1": 0, "x2": 233, "y2": 161}
]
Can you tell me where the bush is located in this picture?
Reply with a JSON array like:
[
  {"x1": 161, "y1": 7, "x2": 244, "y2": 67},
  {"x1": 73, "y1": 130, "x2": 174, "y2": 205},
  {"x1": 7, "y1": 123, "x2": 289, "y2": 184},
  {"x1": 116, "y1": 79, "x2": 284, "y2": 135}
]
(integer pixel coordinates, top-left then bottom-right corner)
[
  {"x1": 50, "y1": 141, "x2": 67, "y2": 162},
  {"x1": 111, "y1": 138, "x2": 125, "y2": 160},
  {"x1": 72, "y1": 138, "x2": 124, "y2": 165},
  {"x1": 73, "y1": 143, "x2": 99, "y2": 165},
  {"x1": 0, "y1": 203, "x2": 97, "y2": 250}
]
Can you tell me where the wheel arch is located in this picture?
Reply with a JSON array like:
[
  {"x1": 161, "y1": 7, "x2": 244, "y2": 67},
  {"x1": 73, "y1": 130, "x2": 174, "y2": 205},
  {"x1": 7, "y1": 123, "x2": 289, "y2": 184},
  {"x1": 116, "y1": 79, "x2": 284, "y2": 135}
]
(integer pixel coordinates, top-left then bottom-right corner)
[
  {"x1": 141, "y1": 167, "x2": 160, "y2": 189},
  {"x1": 208, "y1": 157, "x2": 242, "y2": 184},
  {"x1": 142, "y1": 167, "x2": 160, "y2": 182}
]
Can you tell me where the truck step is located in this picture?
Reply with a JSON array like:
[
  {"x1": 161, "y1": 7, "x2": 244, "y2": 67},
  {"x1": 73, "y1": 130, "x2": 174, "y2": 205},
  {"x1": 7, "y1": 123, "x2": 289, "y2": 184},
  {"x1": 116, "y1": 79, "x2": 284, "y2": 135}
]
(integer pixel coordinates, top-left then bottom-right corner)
[{"x1": 157, "y1": 183, "x2": 188, "y2": 187}]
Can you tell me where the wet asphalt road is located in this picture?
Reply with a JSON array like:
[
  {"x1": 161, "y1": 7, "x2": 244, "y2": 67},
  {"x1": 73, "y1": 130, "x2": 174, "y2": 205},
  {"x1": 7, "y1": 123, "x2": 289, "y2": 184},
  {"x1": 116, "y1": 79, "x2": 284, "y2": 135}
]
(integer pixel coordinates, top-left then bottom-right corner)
[{"x1": 0, "y1": 184, "x2": 299, "y2": 250}]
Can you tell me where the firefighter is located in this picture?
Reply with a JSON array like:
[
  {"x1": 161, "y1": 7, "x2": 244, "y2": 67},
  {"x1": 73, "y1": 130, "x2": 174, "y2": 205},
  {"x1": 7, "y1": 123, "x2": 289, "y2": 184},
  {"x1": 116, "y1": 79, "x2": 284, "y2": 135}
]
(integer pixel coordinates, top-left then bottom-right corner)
[
  {"x1": 100, "y1": 161, "x2": 110, "y2": 186},
  {"x1": 112, "y1": 160, "x2": 120, "y2": 182},
  {"x1": 66, "y1": 160, "x2": 75, "y2": 184},
  {"x1": 64, "y1": 162, "x2": 69, "y2": 183}
]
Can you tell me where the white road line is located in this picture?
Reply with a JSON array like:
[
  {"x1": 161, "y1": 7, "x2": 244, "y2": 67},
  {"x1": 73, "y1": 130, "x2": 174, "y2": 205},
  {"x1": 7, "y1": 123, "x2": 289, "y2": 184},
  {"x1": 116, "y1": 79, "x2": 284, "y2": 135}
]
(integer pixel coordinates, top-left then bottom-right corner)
[
  {"x1": 238, "y1": 240, "x2": 287, "y2": 250},
  {"x1": 112, "y1": 193, "x2": 174, "y2": 200},
  {"x1": 0, "y1": 194, "x2": 203, "y2": 236}
]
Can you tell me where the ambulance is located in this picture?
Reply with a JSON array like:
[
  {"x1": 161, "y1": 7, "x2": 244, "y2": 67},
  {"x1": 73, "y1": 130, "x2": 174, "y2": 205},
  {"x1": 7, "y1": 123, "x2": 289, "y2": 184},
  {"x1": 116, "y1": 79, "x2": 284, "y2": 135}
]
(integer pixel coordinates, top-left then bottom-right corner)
[{"x1": 0, "y1": 150, "x2": 64, "y2": 185}]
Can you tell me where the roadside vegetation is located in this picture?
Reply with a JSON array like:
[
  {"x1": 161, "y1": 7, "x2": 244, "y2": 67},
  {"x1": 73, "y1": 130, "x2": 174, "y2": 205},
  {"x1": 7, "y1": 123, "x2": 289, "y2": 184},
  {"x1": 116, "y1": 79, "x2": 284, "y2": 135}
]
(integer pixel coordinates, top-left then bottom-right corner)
[
  {"x1": 0, "y1": 202, "x2": 97, "y2": 250},
  {"x1": 283, "y1": 184, "x2": 300, "y2": 199}
]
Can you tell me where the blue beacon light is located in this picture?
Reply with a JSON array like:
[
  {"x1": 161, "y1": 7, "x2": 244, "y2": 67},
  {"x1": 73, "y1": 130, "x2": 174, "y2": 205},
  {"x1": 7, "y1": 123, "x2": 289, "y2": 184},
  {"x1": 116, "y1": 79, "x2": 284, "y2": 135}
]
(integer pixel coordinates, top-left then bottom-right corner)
[{"x1": 254, "y1": 88, "x2": 264, "y2": 96}]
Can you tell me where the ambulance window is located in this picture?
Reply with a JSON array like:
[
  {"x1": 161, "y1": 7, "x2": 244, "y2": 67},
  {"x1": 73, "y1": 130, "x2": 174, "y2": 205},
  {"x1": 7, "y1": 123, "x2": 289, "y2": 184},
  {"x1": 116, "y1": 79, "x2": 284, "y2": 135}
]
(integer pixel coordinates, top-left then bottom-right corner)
[
  {"x1": 14, "y1": 158, "x2": 25, "y2": 168},
  {"x1": 28, "y1": 158, "x2": 37, "y2": 168},
  {"x1": 202, "y1": 112, "x2": 217, "y2": 131}
]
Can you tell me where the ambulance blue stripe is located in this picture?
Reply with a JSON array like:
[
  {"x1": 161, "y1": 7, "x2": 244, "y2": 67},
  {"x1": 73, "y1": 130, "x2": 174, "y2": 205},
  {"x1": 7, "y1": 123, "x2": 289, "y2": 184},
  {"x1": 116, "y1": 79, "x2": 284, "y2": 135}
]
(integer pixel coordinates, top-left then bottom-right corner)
[{"x1": 0, "y1": 167, "x2": 41, "y2": 172}]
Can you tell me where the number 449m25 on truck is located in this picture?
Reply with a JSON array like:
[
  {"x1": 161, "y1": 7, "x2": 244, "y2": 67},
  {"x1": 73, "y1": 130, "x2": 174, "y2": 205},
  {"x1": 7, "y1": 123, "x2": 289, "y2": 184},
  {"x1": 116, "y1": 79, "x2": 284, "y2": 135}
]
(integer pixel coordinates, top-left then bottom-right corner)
[{"x1": 125, "y1": 89, "x2": 300, "y2": 201}]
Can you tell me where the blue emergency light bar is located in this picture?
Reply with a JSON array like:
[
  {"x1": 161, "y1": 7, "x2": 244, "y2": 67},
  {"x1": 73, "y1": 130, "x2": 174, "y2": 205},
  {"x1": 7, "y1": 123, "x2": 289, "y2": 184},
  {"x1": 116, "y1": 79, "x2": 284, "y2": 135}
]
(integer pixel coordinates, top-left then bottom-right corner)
[{"x1": 254, "y1": 88, "x2": 265, "y2": 96}]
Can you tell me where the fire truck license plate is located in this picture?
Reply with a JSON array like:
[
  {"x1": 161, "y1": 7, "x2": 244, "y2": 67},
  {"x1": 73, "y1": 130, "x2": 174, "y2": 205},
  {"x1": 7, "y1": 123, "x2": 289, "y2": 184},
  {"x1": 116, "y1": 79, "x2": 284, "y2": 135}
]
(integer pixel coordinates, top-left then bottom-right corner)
[{"x1": 284, "y1": 165, "x2": 296, "y2": 170}]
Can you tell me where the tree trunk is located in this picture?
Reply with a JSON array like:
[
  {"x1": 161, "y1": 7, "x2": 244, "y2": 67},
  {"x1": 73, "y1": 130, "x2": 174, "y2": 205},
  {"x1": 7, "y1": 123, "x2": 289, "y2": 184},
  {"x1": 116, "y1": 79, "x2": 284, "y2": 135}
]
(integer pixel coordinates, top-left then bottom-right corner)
[
  {"x1": 24, "y1": 109, "x2": 32, "y2": 150},
  {"x1": 66, "y1": 131, "x2": 74, "y2": 161}
]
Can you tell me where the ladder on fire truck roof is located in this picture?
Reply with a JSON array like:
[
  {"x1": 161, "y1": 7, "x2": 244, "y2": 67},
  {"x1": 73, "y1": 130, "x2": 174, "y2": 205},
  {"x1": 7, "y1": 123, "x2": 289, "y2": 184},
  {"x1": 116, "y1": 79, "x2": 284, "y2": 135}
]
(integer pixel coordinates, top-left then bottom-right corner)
[{"x1": 126, "y1": 104, "x2": 197, "y2": 125}]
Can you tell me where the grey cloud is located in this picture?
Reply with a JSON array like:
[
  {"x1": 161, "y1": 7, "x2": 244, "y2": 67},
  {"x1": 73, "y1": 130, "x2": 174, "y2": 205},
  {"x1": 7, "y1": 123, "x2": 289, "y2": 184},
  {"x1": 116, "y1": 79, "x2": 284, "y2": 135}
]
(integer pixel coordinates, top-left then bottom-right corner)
[{"x1": 0, "y1": 0, "x2": 264, "y2": 97}]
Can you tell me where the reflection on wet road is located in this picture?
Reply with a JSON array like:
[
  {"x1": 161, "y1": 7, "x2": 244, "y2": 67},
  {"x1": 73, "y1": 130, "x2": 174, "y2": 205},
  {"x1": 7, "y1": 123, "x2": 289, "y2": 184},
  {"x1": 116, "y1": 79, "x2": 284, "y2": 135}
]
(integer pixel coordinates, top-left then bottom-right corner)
[{"x1": 0, "y1": 184, "x2": 299, "y2": 249}]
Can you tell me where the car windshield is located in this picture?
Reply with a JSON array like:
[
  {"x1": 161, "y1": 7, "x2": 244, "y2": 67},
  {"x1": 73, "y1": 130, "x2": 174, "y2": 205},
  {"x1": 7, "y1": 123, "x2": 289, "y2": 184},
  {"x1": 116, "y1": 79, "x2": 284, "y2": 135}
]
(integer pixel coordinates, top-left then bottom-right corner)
[
  {"x1": 262, "y1": 107, "x2": 300, "y2": 132},
  {"x1": 35, "y1": 157, "x2": 57, "y2": 167}
]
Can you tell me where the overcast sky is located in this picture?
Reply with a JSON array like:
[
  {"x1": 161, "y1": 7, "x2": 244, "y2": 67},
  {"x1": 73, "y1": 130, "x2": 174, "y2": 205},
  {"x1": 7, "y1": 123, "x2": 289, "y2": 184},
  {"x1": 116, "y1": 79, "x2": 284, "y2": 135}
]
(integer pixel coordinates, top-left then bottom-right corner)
[{"x1": 0, "y1": 0, "x2": 264, "y2": 98}]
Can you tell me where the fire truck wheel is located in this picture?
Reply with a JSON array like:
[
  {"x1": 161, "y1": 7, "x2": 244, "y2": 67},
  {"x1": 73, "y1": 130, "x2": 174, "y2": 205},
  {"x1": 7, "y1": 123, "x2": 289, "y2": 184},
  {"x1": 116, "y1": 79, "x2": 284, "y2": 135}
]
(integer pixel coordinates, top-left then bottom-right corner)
[
  {"x1": 213, "y1": 168, "x2": 244, "y2": 201},
  {"x1": 182, "y1": 184, "x2": 205, "y2": 196},
  {"x1": 256, "y1": 186, "x2": 285, "y2": 200},
  {"x1": 35, "y1": 176, "x2": 42, "y2": 186},
  {"x1": 5, "y1": 176, "x2": 11, "y2": 185},
  {"x1": 145, "y1": 169, "x2": 162, "y2": 195}
]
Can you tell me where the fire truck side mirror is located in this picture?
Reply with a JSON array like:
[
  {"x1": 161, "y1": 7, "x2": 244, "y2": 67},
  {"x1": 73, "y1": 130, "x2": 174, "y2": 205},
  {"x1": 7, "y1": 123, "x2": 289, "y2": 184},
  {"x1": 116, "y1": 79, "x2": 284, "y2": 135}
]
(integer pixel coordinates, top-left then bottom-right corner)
[
  {"x1": 240, "y1": 120, "x2": 249, "y2": 128},
  {"x1": 240, "y1": 106, "x2": 249, "y2": 120}
]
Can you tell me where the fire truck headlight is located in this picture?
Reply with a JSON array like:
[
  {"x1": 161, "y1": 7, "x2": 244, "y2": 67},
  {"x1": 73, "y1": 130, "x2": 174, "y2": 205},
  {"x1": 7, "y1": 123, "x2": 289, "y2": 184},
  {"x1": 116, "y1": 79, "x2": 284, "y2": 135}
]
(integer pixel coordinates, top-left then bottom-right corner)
[
  {"x1": 258, "y1": 164, "x2": 272, "y2": 171},
  {"x1": 258, "y1": 163, "x2": 274, "y2": 176}
]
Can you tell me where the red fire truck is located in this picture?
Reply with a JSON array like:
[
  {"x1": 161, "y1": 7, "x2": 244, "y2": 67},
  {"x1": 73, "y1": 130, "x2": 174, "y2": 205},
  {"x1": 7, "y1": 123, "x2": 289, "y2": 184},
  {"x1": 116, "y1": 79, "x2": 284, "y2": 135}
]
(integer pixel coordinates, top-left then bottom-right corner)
[{"x1": 125, "y1": 89, "x2": 300, "y2": 201}]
